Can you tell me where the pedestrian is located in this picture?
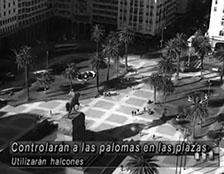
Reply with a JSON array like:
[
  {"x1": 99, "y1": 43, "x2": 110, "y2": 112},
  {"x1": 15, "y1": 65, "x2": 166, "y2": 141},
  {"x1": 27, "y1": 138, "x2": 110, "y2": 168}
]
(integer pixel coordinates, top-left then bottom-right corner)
[
  {"x1": 49, "y1": 110, "x2": 53, "y2": 116},
  {"x1": 137, "y1": 109, "x2": 139, "y2": 114},
  {"x1": 152, "y1": 134, "x2": 155, "y2": 140},
  {"x1": 144, "y1": 107, "x2": 146, "y2": 112},
  {"x1": 132, "y1": 111, "x2": 134, "y2": 115},
  {"x1": 162, "y1": 108, "x2": 167, "y2": 116},
  {"x1": 121, "y1": 165, "x2": 124, "y2": 171},
  {"x1": 139, "y1": 131, "x2": 142, "y2": 136}
]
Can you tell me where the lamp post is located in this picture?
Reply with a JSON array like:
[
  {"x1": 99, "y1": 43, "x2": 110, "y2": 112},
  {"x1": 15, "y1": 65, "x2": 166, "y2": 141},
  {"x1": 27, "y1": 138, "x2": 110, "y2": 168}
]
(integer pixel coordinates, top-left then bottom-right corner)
[
  {"x1": 46, "y1": 50, "x2": 49, "y2": 70},
  {"x1": 160, "y1": 26, "x2": 166, "y2": 48}
]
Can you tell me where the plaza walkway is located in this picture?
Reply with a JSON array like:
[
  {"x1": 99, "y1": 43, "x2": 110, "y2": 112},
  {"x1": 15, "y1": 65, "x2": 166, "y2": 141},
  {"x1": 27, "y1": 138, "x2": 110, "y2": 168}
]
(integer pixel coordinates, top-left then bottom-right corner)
[{"x1": 0, "y1": 55, "x2": 223, "y2": 174}]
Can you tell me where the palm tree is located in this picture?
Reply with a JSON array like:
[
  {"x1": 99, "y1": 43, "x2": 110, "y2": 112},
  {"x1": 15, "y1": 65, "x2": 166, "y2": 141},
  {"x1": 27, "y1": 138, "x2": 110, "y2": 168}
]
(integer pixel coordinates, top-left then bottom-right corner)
[
  {"x1": 192, "y1": 34, "x2": 212, "y2": 77},
  {"x1": 91, "y1": 24, "x2": 104, "y2": 55},
  {"x1": 158, "y1": 55, "x2": 175, "y2": 78},
  {"x1": 119, "y1": 26, "x2": 135, "y2": 71},
  {"x1": 12, "y1": 45, "x2": 34, "y2": 101},
  {"x1": 187, "y1": 92, "x2": 208, "y2": 138},
  {"x1": 145, "y1": 73, "x2": 162, "y2": 103},
  {"x1": 126, "y1": 155, "x2": 159, "y2": 174},
  {"x1": 175, "y1": 33, "x2": 188, "y2": 80},
  {"x1": 102, "y1": 41, "x2": 119, "y2": 82},
  {"x1": 213, "y1": 47, "x2": 224, "y2": 82},
  {"x1": 63, "y1": 63, "x2": 78, "y2": 90},
  {"x1": 164, "y1": 33, "x2": 188, "y2": 80},
  {"x1": 161, "y1": 77, "x2": 175, "y2": 103},
  {"x1": 107, "y1": 31, "x2": 122, "y2": 77},
  {"x1": 90, "y1": 52, "x2": 107, "y2": 92}
]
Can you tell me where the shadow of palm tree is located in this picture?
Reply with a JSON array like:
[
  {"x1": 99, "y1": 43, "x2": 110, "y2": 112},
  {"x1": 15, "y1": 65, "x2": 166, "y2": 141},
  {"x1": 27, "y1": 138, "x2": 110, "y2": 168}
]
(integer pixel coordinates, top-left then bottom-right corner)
[
  {"x1": 186, "y1": 89, "x2": 215, "y2": 96},
  {"x1": 208, "y1": 99, "x2": 224, "y2": 108},
  {"x1": 60, "y1": 82, "x2": 92, "y2": 92},
  {"x1": 174, "y1": 86, "x2": 206, "y2": 96},
  {"x1": 165, "y1": 96, "x2": 188, "y2": 103},
  {"x1": 97, "y1": 123, "x2": 145, "y2": 140},
  {"x1": 104, "y1": 77, "x2": 141, "y2": 91},
  {"x1": 144, "y1": 114, "x2": 176, "y2": 129},
  {"x1": 206, "y1": 80, "x2": 222, "y2": 87},
  {"x1": 0, "y1": 111, "x2": 7, "y2": 118},
  {"x1": 176, "y1": 79, "x2": 202, "y2": 87}
]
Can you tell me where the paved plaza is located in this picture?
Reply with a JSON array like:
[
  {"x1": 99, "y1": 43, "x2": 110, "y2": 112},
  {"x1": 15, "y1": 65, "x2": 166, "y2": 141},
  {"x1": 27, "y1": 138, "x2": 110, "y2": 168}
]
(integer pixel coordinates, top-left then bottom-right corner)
[{"x1": 0, "y1": 55, "x2": 224, "y2": 174}]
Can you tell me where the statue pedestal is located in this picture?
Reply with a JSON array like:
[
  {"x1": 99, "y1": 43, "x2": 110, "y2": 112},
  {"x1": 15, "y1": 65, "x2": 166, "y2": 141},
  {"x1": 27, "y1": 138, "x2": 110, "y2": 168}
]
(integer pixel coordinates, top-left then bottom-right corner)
[
  {"x1": 58, "y1": 112, "x2": 86, "y2": 141},
  {"x1": 58, "y1": 118, "x2": 72, "y2": 136}
]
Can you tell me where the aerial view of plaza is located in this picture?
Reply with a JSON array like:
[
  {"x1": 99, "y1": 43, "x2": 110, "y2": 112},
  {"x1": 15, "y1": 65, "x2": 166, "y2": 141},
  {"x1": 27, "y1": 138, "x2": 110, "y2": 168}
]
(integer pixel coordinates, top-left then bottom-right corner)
[{"x1": 1, "y1": 0, "x2": 224, "y2": 174}]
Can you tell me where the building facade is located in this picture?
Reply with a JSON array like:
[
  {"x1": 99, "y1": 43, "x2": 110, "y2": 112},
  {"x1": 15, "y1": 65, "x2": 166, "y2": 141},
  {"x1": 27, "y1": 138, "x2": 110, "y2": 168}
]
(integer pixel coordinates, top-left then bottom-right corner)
[
  {"x1": 92, "y1": 0, "x2": 118, "y2": 25},
  {"x1": 208, "y1": 0, "x2": 224, "y2": 49},
  {"x1": 118, "y1": 0, "x2": 176, "y2": 36},
  {"x1": 17, "y1": 0, "x2": 52, "y2": 29},
  {"x1": 176, "y1": 0, "x2": 192, "y2": 15},
  {"x1": 73, "y1": 0, "x2": 92, "y2": 24},
  {"x1": 49, "y1": 0, "x2": 72, "y2": 19},
  {"x1": 0, "y1": 0, "x2": 52, "y2": 38},
  {"x1": 0, "y1": 0, "x2": 18, "y2": 37}
]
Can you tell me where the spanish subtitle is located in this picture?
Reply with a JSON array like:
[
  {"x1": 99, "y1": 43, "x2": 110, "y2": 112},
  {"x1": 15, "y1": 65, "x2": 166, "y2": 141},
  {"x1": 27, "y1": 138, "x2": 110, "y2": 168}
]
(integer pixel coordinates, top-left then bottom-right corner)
[{"x1": 9, "y1": 141, "x2": 216, "y2": 167}]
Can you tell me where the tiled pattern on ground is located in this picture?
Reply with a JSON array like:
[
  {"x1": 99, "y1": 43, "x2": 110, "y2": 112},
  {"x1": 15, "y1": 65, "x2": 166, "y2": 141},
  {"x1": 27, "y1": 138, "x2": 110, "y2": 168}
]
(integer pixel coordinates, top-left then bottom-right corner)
[{"x1": 1, "y1": 55, "x2": 223, "y2": 174}]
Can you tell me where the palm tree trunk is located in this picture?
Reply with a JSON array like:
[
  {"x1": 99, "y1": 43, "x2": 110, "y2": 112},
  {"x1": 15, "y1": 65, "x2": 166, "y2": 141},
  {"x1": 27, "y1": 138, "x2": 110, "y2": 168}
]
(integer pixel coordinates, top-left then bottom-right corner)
[
  {"x1": 200, "y1": 55, "x2": 204, "y2": 70},
  {"x1": 70, "y1": 78, "x2": 73, "y2": 90},
  {"x1": 107, "y1": 57, "x2": 111, "y2": 82},
  {"x1": 176, "y1": 55, "x2": 180, "y2": 80},
  {"x1": 96, "y1": 69, "x2": 99, "y2": 92},
  {"x1": 164, "y1": 93, "x2": 167, "y2": 103},
  {"x1": 116, "y1": 57, "x2": 119, "y2": 78},
  {"x1": 25, "y1": 65, "x2": 30, "y2": 101},
  {"x1": 193, "y1": 116, "x2": 196, "y2": 139},
  {"x1": 220, "y1": 60, "x2": 224, "y2": 82},
  {"x1": 125, "y1": 43, "x2": 128, "y2": 71},
  {"x1": 154, "y1": 86, "x2": 157, "y2": 103},
  {"x1": 96, "y1": 41, "x2": 99, "y2": 56},
  {"x1": 188, "y1": 54, "x2": 191, "y2": 66},
  {"x1": 200, "y1": 55, "x2": 204, "y2": 78},
  {"x1": 164, "y1": 68, "x2": 167, "y2": 78}
]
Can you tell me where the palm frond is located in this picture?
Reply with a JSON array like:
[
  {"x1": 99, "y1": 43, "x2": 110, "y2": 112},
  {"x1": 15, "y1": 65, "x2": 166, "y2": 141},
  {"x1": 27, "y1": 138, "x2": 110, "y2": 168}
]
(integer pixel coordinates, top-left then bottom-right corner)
[
  {"x1": 91, "y1": 24, "x2": 104, "y2": 43},
  {"x1": 126, "y1": 155, "x2": 159, "y2": 174},
  {"x1": 119, "y1": 26, "x2": 135, "y2": 44},
  {"x1": 13, "y1": 45, "x2": 33, "y2": 69},
  {"x1": 89, "y1": 52, "x2": 107, "y2": 70}
]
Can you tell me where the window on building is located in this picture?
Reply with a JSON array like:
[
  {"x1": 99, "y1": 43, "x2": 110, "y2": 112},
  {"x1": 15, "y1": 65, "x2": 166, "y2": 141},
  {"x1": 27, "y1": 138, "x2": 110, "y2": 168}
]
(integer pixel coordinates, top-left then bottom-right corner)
[
  {"x1": 214, "y1": 7, "x2": 217, "y2": 11},
  {"x1": 221, "y1": 21, "x2": 224, "y2": 26},
  {"x1": 215, "y1": 0, "x2": 218, "y2": 4},
  {"x1": 220, "y1": 30, "x2": 224, "y2": 36}
]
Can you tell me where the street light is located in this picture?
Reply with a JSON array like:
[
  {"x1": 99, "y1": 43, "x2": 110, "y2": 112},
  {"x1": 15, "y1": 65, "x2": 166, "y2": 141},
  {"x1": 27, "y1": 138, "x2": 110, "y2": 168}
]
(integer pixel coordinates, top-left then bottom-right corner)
[{"x1": 160, "y1": 26, "x2": 166, "y2": 48}]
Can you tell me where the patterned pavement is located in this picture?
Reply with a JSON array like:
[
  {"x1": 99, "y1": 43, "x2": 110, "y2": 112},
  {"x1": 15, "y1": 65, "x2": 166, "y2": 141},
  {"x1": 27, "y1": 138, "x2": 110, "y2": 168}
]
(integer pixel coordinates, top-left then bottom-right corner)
[{"x1": 0, "y1": 55, "x2": 224, "y2": 174}]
